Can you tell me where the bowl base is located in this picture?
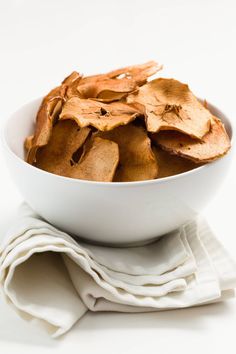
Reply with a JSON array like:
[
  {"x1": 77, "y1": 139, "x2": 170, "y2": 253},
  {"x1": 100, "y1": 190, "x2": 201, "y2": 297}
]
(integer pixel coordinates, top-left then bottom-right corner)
[{"x1": 72, "y1": 234, "x2": 163, "y2": 248}]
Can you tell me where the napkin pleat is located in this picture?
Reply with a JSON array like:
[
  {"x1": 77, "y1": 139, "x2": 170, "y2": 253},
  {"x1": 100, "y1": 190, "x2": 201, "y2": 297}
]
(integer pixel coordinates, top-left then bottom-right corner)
[{"x1": 0, "y1": 204, "x2": 235, "y2": 338}]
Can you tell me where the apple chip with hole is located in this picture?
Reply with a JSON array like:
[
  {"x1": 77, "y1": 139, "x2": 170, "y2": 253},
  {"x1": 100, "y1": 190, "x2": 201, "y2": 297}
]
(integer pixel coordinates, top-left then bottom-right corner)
[
  {"x1": 152, "y1": 117, "x2": 231, "y2": 163},
  {"x1": 95, "y1": 124, "x2": 158, "y2": 182},
  {"x1": 127, "y1": 78, "x2": 212, "y2": 139},
  {"x1": 35, "y1": 120, "x2": 91, "y2": 176},
  {"x1": 60, "y1": 97, "x2": 140, "y2": 131}
]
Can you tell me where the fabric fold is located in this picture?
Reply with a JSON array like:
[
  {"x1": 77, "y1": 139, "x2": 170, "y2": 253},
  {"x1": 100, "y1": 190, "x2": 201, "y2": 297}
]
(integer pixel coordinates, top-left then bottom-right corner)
[{"x1": 0, "y1": 204, "x2": 235, "y2": 338}]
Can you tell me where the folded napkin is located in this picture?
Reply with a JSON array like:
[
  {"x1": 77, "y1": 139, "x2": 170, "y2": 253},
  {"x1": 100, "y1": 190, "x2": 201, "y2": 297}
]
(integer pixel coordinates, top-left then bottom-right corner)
[{"x1": 0, "y1": 204, "x2": 236, "y2": 337}]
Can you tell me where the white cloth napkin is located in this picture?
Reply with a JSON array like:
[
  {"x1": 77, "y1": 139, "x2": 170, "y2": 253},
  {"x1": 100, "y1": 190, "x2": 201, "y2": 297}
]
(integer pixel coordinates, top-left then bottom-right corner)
[{"x1": 0, "y1": 204, "x2": 236, "y2": 338}]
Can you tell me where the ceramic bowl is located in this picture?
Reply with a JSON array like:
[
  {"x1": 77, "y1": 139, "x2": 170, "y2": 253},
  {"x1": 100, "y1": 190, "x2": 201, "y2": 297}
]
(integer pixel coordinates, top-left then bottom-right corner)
[{"x1": 1, "y1": 98, "x2": 234, "y2": 245}]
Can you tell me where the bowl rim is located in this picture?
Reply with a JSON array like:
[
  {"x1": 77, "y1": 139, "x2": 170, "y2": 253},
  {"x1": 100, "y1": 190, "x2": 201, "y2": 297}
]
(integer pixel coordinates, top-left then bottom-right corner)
[{"x1": 1, "y1": 96, "x2": 234, "y2": 188}]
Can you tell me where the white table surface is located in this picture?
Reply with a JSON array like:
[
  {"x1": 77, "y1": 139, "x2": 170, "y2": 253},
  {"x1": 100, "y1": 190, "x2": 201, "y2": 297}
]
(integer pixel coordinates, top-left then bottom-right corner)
[{"x1": 0, "y1": 0, "x2": 236, "y2": 353}]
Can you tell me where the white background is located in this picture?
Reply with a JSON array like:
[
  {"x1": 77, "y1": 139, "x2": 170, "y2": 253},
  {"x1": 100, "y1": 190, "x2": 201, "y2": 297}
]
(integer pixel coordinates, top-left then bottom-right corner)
[{"x1": 0, "y1": 0, "x2": 236, "y2": 353}]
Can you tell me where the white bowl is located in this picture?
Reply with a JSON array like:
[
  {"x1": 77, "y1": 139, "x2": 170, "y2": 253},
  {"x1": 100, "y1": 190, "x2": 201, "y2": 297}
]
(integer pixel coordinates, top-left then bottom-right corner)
[{"x1": 1, "y1": 98, "x2": 234, "y2": 245}]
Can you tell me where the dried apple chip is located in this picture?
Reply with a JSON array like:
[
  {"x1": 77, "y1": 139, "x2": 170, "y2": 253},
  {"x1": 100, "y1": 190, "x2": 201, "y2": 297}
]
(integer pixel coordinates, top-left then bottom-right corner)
[
  {"x1": 25, "y1": 62, "x2": 231, "y2": 183},
  {"x1": 152, "y1": 117, "x2": 231, "y2": 163},
  {"x1": 75, "y1": 61, "x2": 162, "y2": 102},
  {"x1": 77, "y1": 76, "x2": 136, "y2": 100},
  {"x1": 64, "y1": 71, "x2": 83, "y2": 99},
  {"x1": 106, "y1": 60, "x2": 162, "y2": 84},
  {"x1": 153, "y1": 145, "x2": 197, "y2": 178},
  {"x1": 26, "y1": 85, "x2": 67, "y2": 164},
  {"x1": 35, "y1": 120, "x2": 90, "y2": 176},
  {"x1": 62, "y1": 71, "x2": 81, "y2": 86},
  {"x1": 127, "y1": 78, "x2": 211, "y2": 139},
  {"x1": 68, "y1": 137, "x2": 119, "y2": 182},
  {"x1": 60, "y1": 97, "x2": 140, "y2": 131},
  {"x1": 24, "y1": 135, "x2": 34, "y2": 151},
  {"x1": 93, "y1": 91, "x2": 127, "y2": 102},
  {"x1": 95, "y1": 124, "x2": 158, "y2": 182}
]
